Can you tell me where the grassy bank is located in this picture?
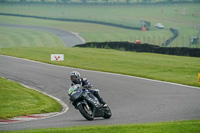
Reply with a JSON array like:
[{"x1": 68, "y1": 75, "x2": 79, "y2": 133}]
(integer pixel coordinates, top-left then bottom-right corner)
[
  {"x1": 1, "y1": 119, "x2": 200, "y2": 133},
  {"x1": 1, "y1": 4, "x2": 200, "y2": 47},
  {"x1": 1, "y1": 47, "x2": 199, "y2": 88},
  {"x1": 0, "y1": 26, "x2": 64, "y2": 47},
  {"x1": 0, "y1": 15, "x2": 172, "y2": 46},
  {"x1": 0, "y1": 4, "x2": 199, "y2": 27},
  {"x1": 0, "y1": 77, "x2": 62, "y2": 119}
]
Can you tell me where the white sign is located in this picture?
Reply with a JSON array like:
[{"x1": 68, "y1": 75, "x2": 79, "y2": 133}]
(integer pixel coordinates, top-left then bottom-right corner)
[{"x1": 51, "y1": 54, "x2": 64, "y2": 61}]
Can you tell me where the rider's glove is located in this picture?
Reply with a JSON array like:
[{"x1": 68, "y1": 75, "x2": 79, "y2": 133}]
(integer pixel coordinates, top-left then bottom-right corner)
[
  {"x1": 83, "y1": 84, "x2": 92, "y2": 89},
  {"x1": 83, "y1": 85, "x2": 89, "y2": 89}
]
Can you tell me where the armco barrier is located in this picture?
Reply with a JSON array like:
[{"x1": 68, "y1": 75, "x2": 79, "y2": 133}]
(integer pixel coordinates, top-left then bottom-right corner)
[
  {"x1": 0, "y1": 13, "x2": 141, "y2": 31},
  {"x1": 162, "y1": 28, "x2": 179, "y2": 47},
  {"x1": 75, "y1": 42, "x2": 200, "y2": 57}
]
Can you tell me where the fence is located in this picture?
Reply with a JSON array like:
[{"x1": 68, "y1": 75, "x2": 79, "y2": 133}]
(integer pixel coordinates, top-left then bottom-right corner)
[
  {"x1": 105, "y1": 36, "x2": 200, "y2": 48},
  {"x1": 0, "y1": 0, "x2": 200, "y2": 5}
]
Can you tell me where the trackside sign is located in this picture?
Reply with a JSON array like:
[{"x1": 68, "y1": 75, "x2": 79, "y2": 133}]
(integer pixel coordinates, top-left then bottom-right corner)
[{"x1": 51, "y1": 54, "x2": 64, "y2": 61}]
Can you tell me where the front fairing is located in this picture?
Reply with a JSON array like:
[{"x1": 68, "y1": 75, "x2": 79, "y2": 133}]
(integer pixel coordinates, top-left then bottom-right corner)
[{"x1": 68, "y1": 85, "x2": 83, "y2": 102}]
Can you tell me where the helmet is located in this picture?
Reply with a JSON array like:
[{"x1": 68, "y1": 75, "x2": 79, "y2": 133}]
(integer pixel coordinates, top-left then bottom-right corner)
[{"x1": 70, "y1": 71, "x2": 81, "y2": 84}]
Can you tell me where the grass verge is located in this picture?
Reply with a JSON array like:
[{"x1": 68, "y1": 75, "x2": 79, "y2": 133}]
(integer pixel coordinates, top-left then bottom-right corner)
[
  {"x1": 0, "y1": 77, "x2": 62, "y2": 119},
  {"x1": 0, "y1": 119, "x2": 200, "y2": 133},
  {"x1": 0, "y1": 26, "x2": 64, "y2": 47},
  {"x1": 0, "y1": 47, "x2": 199, "y2": 88}
]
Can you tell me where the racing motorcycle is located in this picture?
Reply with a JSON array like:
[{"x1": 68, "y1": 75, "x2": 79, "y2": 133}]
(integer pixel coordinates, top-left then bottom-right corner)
[{"x1": 68, "y1": 84, "x2": 112, "y2": 121}]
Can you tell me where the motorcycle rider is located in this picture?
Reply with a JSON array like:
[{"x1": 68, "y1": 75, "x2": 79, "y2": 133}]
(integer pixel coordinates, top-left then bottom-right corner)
[{"x1": 70, "y1": 71, "x2": 107, "y2": 107}]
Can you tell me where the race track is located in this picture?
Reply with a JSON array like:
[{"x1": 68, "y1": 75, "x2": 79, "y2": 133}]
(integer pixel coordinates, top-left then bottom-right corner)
[
  {"x1": 0, "y1": 23, "x2": 85, "y2": 47},
  {"x1": 0, "y1": 55, "x2": 200, "y2": 131}
]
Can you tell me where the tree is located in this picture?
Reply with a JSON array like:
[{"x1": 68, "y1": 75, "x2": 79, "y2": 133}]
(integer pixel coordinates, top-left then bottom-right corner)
[
  {"x1": 81, "y1": 0, "x2": 87, "y2": 4},
  {"x1": 62, "y1": 0, "x2": 71, "y2": 3},
  {"x1": 40, "y1": 0, "x2": 45, "y2": 3},
  {"x1": 20, "y1": 0, "x2": 27, "y2": 3},
  {"x1": 164, "y1": 0, "x2": 173, "y2": 2},
  {"x1": 126, "y1": 0, "x2": 130, "y2": 4},
  {"x1": 103, "y1": 0, "x2": 109, "y2": 3},
  {"x1": 142, "y1": 0, "x2": 152, "y2": 3},
  {"x1": 138, "y1": 0, "x2": 154, "y2": 2}
]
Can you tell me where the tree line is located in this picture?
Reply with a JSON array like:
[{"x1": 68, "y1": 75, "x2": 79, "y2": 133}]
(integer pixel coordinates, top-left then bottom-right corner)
[{"x1": 0, "y1": 0, "x2": 199, "y2": 4}]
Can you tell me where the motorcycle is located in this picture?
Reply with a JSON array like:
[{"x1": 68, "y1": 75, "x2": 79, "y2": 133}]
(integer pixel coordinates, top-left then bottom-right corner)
[{"x1": 68, "y1": 84, "x2": 112, "y2": 121}]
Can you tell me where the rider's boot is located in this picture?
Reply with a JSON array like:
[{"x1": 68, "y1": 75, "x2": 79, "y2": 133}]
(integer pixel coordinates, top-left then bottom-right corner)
[
  {"x1": 93, "y1": 90, "x2": 107, "y2": 107},
  {"x1": 100, "y1": 100, "x2": 108, "y2": 107}
]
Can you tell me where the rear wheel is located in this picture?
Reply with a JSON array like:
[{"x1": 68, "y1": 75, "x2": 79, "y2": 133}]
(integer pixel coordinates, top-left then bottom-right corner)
[{"x1": 78, "y1": 104, "x2": 94, "y2": 121}]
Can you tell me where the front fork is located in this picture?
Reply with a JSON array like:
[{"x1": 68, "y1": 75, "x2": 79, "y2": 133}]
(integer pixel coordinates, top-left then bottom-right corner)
[{"x1": 77, "y1": 100, "x2": 95, "y2": 117}]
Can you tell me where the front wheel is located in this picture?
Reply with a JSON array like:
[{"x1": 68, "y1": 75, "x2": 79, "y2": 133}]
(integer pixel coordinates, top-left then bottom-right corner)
[
  {"x1": 78, "y1": 104, "x2": 94, "y2": 121},
  {"x1": 103, "y1": 106, "x2": 112, "y2": 119}
]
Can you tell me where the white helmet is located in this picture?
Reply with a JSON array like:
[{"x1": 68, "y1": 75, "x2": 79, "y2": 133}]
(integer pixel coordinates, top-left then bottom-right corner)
[{"x1": 70, "y1": 71, "x2": 81, "y2": 84}]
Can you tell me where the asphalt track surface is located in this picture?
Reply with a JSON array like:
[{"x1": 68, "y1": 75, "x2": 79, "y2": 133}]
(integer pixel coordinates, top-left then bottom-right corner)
[
  {"x1": 0, "y1": 23, "x2": 84, "y2": 47},
  {"x1": 0, "y1": 55, "x2": 200, "y2": 131}
]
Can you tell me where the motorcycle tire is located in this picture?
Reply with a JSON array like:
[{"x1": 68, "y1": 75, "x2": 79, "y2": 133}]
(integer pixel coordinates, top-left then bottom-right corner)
[
  {"x1": 78, "y1": 104, "x2": 94, "y2": 121},
  {"x1": 103, "y1": 106, "x2": 112, "y2": 119}
]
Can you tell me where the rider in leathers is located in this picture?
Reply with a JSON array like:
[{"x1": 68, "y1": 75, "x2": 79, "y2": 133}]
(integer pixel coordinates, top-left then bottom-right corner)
[{"x1": 70, "y1": 71, "x2": 107, "y2": 107}]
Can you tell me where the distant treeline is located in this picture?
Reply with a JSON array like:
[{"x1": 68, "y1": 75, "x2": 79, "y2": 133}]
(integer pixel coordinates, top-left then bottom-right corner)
[{"x1": 0, "y1": 0, "x2": 199, "y2": 5}]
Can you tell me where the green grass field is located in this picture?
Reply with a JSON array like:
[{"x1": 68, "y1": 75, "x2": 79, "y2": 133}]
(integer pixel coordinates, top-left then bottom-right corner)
[
  {"x1": 1, "y1": 4, "x2": 199, "y2": 27},
  {"x1": 1, "y1": 47, "x2": 200, "y2": 88},
  {"x1": 1, "y1": 119, "x2": 200, "y2": 133},
  {"x1": 0, "y1": 4, "x2": 200, "y2": 47},
  {"x1": 0, "y1": 26, "x2": 64, "y2": 47},
  {"x1": 0, "y1": 15, "x2": 173, "y2": 46},
  {"x1": 0, "y1": 77, "x2": 62, "y2": 119}
]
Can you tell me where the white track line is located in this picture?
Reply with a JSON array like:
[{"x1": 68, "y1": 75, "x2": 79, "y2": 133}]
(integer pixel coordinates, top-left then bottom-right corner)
[{"x1": 71, "y1": 32, "x2": 86, "y2": 43}]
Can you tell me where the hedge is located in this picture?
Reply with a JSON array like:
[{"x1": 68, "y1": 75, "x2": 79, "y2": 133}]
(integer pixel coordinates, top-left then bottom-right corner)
[{"x1": 75, "y1": 42, "x2": 200, "y2": 57}]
